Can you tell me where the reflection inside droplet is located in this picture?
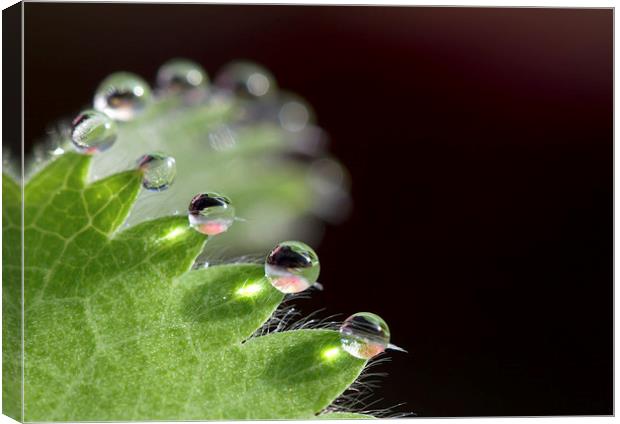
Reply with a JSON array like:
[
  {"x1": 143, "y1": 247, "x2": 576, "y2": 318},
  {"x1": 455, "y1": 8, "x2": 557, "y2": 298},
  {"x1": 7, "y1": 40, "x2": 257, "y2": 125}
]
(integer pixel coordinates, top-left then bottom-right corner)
[
  {"x1": 188, "y1": 192, "x2": 235, "y2": 236},
  {"x1": 156, "y1": 58, "x2": 209, "y2": 102},
  {"x1": 214, "y1": 61, "x2": 276, "y2": 99},
  {"x1": 340, "y1": 312, "x2": 391, "y2": 360},
  {"x1": 137, "y1": 152, "x2": 177, "y2": 191},
  {"x1": 265, "y1": 241, "x2": 320, "y2": 293},
  {"x1": 70, "y1": 110, "x2": 118, "y2": 154},
  {"x1": 93, "y1": 72, "x2": 152, "y2": 121}
]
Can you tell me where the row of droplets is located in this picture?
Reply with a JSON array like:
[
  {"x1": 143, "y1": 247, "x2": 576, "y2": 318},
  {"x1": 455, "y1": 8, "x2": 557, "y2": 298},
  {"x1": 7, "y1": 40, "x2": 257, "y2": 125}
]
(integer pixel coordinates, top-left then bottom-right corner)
[
  {"x1": 69, "y1": 59, "x2": 311, "y2": 191},
  {"x1": 94, "y1": 59, "x2": 278, "y2": 123},
  {"x1": 189, "y1": 195, "x2": 397, "y2": 360},
  {"x1": 70, "y1": 59, "x2": 395, "y2": 361},
  {"x1": 265, "y1": 240, "x2": 397, "y2": 360},
  {"x1": 71, "y1": 59, "x2": 309, "y2": 155}
]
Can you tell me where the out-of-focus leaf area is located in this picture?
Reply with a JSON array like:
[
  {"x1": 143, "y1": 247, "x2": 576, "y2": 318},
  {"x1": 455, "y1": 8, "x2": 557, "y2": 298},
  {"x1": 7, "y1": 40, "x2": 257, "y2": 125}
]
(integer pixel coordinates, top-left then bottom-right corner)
[{"x1": 26, "y1": 59, "x2": 352, "y2": 258}]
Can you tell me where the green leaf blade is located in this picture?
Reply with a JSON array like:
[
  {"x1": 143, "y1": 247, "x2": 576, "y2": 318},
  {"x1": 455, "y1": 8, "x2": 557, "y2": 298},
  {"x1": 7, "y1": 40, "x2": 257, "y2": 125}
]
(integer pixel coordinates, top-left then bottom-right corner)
[
  {"x1": 2, "y1": 174, "x2": 22, "y2": 421},
  {"x1": 230, "y1": 329, "x2": 367, "y2": 419},
  {"x1": 176, "y1": 264, "x2": 284, "y2": 348},
  {"x1": 14, "y1": 141, "x2": 371, "y2": 420}
]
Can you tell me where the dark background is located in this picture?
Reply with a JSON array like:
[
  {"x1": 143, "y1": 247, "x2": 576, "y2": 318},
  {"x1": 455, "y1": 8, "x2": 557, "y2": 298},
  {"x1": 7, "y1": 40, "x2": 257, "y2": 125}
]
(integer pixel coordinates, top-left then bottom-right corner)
[{"x1": 22, "y1": 4, "x2": 612, "y2": 417}]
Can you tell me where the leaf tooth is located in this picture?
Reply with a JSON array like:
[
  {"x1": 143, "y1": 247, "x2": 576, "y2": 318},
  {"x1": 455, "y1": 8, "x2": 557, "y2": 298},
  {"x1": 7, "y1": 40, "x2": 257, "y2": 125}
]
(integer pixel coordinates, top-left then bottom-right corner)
[
  {"x1": 176, "y1": 264, "x2": 284, "y2": 349},
  {"x1": 112, "y1": 216, "x2": 207, "y2": 280},
  {"x1": 26, "y1": 152, "x2": 91, "y2": 194},
  {"x1": 84, "y1": 170, "x2": 142, "y2": 236}
]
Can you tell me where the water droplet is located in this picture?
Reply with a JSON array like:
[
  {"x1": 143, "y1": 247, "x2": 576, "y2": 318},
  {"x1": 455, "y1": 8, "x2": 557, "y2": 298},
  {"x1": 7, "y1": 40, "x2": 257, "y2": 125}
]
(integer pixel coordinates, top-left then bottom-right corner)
[
  {"x1": 215, "y1": 61, "x2": 276, "y2": 99},
  {"x1": 340, "y1": 312, "x2": 390, "y2": 359},
  {"x1": 278, "y1": 96, "x2": 312, "y2": 132},
  {"x1": 94, "y1": 72, "x2": 152, "y2": 121},
  {"x1": 235, "y1": 92, "x2": 314, "y2": 131},
  {"x1": 265, "y1": 241, "x2": 320, "y2": 293},
  {"x1": 289, "y1": 126, "x2": 328, "y2": 158},
  {"x1": 70, "y1": 110, "x2": 118, "y2": 154},
  {"x1": 188, "y1": 193, "x2": 235, "y2": 235},
  {"x1": 308, "y1": 157, "x2": 348, "y2": 194},
  {"x1": 136, "y1": 153, "x2": 176, "y2": 191},
  {"x1": 308, "y1": 157, "x2": 352, "y2": 224},
  {"x1": 156, "y1": 59, "x2": 208, "y2": 100}
]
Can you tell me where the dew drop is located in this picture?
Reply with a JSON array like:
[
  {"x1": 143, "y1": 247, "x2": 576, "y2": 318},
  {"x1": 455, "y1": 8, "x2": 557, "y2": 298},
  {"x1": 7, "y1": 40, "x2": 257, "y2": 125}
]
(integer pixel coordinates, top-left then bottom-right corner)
[
  {"x1": 308, "y1": 157, "x2": 352, "y2": 224},
  {"x1": 156, "y1": 59, "x2": 208, "y2": 100},
  {"x1": 214, "y1": 61, "x2": 276, "y2": 99},
  {"x1": 278, "y1": 97, "x2": 312, "y2": 132},
  {"x1": 340, "y1": 312, "x2": 390, "y2": 360},
  {"x1": 188, "y1": 192, "x2": 235, "y2": 236},
  {"x1": 136, "y1": 153, "x2": 176, "y2": 191},
  {"x1": 265, "y1": 241, "x2": 320, "y2": 293},
  {"x1": 94, "y1": 72, "x2": 152, "y2": 121},
  {"x1": 70, "y1": 110, "x2": 118, "y2": 154}
]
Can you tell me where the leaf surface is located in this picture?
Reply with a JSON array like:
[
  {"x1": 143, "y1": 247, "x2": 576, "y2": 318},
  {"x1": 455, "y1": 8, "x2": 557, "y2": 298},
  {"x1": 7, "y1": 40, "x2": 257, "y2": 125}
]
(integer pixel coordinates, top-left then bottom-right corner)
[
  {"x1": 3, "y1": 174, "x2": 22, "y2": 421},
  {"x1": 17, "y1": 153, "x2": 366, "y2": 421}
]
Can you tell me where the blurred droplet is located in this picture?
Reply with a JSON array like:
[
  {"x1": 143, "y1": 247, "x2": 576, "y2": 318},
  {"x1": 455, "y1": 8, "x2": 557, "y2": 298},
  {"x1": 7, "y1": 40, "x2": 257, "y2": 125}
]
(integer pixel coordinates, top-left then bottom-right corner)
[
  {"x1": 290, "y1": 125, "x2": 329, "y2": 156},
  {"x1": 214, "y1": 61, "x2": 276, "y2": 99},
  {"x1": 94, "y1": 72, "x2": 152, "y2": 121},
  {"x1": 308, "y1": 157, "x2": 347, "y2": 192},
  {"x1": 307, "y1": 157, "x2": 352, "y2": 223},
  {"x1": 248, "y1": 92, "x2": 314, "y2": 130},
  {"x1": 156, "y1": 58, "x2": 208, "y2": 103},
  {"x1": 278, "y1": 100, "x2": 310, "y2": 132}
]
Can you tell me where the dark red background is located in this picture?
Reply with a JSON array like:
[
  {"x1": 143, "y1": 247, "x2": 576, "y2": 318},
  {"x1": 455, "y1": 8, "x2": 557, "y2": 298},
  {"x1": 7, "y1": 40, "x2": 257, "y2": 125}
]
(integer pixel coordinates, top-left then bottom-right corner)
[{"x1": 22, "y1": 4, "x2": 612, "y2": 416}]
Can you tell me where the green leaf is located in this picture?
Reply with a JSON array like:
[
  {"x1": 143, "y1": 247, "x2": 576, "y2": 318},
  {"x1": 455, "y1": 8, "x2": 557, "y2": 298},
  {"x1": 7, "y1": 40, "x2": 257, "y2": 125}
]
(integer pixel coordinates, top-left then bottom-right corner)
[
  {"x1": 3, "y1": 174, "x2": 22, "y2": 421},
  {"x1": 15, "y1": 152, "x2": 367, "y2": 421}
]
